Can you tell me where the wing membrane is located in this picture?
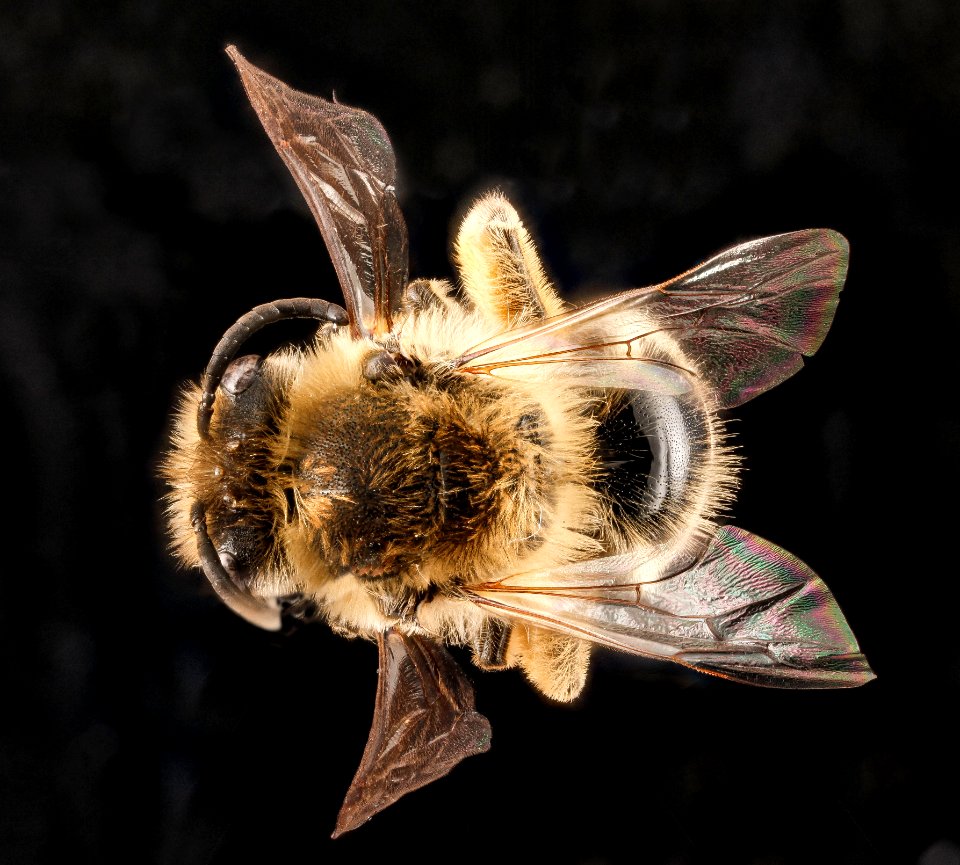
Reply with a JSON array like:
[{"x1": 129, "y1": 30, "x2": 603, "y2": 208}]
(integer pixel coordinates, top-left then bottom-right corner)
[
  {"x1": 228, "y1": 46, "x2": 408, "y2": 338},
  {"x1": 458, "y1": 230, "x2": 848, "y2": 408},
  {"x1": 467, "y1": 526, "x2": 874, "y2": 688},
  {"x1": 333, "y1": 630, "x2": 491, "y2": 837}
]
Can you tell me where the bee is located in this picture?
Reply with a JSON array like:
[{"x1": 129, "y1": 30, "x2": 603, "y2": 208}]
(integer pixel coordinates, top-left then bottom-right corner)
[{"x1": 161, "y1": 47, "x2": 875, "y2": 837}]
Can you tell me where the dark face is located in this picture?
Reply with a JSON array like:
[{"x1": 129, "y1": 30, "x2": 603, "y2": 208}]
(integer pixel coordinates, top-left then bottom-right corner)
[{"x1": 200, "y1": 355, "x2": 288, "y2": 581}]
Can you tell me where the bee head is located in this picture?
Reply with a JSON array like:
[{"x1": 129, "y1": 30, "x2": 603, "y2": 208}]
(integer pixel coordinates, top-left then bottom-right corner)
[
  {"x1": 188, "y1": 353, "x2": 289, "y2": 629},
  {"x1": 166, "y1": 299, "x2": 347, "y2": 630}
]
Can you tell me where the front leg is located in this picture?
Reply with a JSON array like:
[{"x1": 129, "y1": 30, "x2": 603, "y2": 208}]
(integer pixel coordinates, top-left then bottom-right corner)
[
  {"x1": 365, "y1": 575, "x2": 437, "y2": 624},
  {"x1": 401, "y1": 278, "x2": 460, "y2": 315}
]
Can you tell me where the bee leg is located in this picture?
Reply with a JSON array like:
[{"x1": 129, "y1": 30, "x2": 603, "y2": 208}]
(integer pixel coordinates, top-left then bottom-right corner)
[
  {"x1": 401, "y1": 278, "x2": 460, "y2": 315},
  {"x1": 472, "y1": 617, "x2": 514, "y2": 671},
  {"x1": 369, "y1": 578, "x2": 436, "y2": 624},
  {"x1": 506, "y1": 624, "x2": 591, "y2": 703},
  {"x1": 454, "y1": 192, "x2": 565, "y2": 328}
]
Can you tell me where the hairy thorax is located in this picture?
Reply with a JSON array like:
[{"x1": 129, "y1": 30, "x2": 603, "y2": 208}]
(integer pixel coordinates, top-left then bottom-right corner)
[{"x1": 277, "y1": 314, "x2": 602, "y2": 639}]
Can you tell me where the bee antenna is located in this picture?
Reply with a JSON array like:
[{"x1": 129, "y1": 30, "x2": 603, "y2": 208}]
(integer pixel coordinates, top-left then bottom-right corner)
[
  {"x1": 189, "y1": 502, "x2": 283, "y2": 630},
  {"x1": 197, "y1": 298, "x2": 348, "y2": 437}
]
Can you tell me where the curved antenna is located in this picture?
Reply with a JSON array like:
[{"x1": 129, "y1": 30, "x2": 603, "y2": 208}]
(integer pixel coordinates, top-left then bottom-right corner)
[
  {"x1": 196, "y1": 297, "x2": 347, "y2": 437},
  {"x1": 190, "y1": 503, "x2": 283, "y2": 631}
]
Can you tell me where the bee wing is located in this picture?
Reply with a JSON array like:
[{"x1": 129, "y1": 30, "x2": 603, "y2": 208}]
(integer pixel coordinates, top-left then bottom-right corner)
[
  {"x1": 458, "y1": 230, "x2": 848, "y2": 408},
  {"x1": 227, "y1": 46, "x2": 408, "y2": 339},
  {"x1": 333, "y1": 629, "x2": 491, "y2": 838},
  {"x1": 466, "y1": 525, "x2": 875, "y2": 688}
]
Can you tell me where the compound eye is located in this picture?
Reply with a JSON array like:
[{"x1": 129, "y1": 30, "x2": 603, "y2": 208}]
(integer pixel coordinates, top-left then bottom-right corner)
[{"x1": 221, "y1": 355, "x2": 263, "y2": 396}]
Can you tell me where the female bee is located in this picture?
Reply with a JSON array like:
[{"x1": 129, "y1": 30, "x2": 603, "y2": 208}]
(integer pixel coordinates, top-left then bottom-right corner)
[{"x1": 161, "y1": 47, "x2": 874, "y2": 836}]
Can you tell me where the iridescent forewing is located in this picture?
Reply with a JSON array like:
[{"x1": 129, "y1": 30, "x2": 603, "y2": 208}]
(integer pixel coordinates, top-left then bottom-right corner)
[
  {"x1": 642, "y1": 230, "x2": 848, "y2": 407},
  {"x1": 467, "y1": 526, "x2": 874, "y2": 688},
  {"x1": 457, "y1": 230, "x2": 848, "y2": 408},
  {"x1": 227, "y1": 46, "x2": 408, "y2": 338},
  {"x1": 333, "y1": 630, "x2": 491, "y2": 838}
]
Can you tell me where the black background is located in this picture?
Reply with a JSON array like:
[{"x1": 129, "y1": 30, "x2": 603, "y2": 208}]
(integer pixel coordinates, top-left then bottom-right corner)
[{"x1": 3, "y1": 2, "x2": 958, "y2": 864}]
